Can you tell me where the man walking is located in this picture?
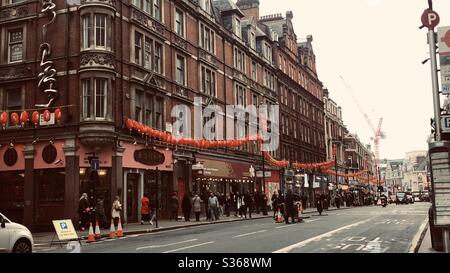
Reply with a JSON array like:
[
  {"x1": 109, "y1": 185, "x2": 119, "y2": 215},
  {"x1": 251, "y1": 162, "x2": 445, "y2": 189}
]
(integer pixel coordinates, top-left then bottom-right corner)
[
  {"x1": 208, "y1": 192, "x2": 219, "y2": 221},
  {"x1": 285, "y1": 190, "x2": 296, "y2": 224}
]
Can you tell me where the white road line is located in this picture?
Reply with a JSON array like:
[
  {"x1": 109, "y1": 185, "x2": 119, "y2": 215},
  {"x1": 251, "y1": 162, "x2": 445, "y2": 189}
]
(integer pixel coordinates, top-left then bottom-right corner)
[
  {"x1": 232, "y1": 230, "x2": 267, "y2": 238},
  {"x1": 272, "y1": 218, "x2": 373, "y2": 253},
  {"x1": 136, "y1": 239, "x2": 198, "y2": 250},
  {"x1": 409, "y1": 216, "x2": 429, "y2": 253},
  {"x1": 162, "y1": 241, "x2": 215, "y2": 253}
]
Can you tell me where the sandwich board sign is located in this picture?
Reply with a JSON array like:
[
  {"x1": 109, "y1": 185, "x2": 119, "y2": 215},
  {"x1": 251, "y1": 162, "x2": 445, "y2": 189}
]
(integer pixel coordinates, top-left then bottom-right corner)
[{"x1": 52, "y1": 219, "x2": 79, "y2": 242}]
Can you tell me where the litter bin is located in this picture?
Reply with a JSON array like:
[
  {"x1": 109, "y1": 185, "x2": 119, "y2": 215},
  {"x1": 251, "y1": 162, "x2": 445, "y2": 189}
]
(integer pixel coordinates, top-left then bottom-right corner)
[{"x1": 429, "y1": 206, "x2": 444, "y2": 252}]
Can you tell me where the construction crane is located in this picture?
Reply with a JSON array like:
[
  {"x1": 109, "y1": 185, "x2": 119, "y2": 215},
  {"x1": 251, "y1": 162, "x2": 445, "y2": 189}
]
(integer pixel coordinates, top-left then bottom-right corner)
[{"x1": 339, "y1": 75, "x2": 386, "y2": 165}]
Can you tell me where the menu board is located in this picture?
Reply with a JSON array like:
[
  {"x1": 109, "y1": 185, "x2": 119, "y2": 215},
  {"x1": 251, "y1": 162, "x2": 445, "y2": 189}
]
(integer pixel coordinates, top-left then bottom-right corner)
[{"x1": 431, "y1": 152, "x2": 450, "y2": 226}]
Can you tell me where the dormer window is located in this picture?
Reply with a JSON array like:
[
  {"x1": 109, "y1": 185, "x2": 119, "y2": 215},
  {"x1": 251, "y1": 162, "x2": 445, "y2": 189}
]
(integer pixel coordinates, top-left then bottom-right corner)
[
  {"x1": 249, "y1": 31, "x2": 256, "y2": 50},
  {"x1": 199, "y1": 0, "x2": 211, "y2": 14},
  {"x1": 263, "y1": 42, "x2": 272, "y2": 63},
  {"x1": 233, "y1": 17, "x2": 241, "y2": 39}
]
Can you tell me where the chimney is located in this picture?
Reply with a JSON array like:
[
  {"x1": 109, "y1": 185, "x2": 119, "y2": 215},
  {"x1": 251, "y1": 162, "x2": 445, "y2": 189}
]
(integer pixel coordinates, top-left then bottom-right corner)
[
  {"x1": 286, "y1": 11, "x2": 293, "y2": 20},
  {"x1": 236, "y1": 0, "x2": 260, "y2": 20}
]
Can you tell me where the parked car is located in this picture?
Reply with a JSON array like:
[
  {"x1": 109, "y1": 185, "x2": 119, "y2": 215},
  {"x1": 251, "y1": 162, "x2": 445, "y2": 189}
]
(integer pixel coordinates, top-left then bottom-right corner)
[
  {"x1": 0, "y1": 213, "x2": 33, "y2": 253},
  {"x1": 396, "y1": 192, "x2": 408, "y2": 204},
  {"x1": 406, "y1": 193, "x2": 414, "y2": 204}
]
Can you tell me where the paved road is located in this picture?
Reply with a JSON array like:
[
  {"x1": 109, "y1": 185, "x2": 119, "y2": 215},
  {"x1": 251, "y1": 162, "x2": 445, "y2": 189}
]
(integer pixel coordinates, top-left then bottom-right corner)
[{"x1": 36, "y1": 203, "x2": 430, "y2": 253}]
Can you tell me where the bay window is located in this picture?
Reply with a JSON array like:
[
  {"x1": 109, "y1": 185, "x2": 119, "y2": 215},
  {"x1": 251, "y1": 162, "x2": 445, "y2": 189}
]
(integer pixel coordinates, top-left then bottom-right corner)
[
  {"x1": 81, "y1": 77, "x2": 110, "y2": 120},
  {"x1": 81, "y1": 13, "x2": 111, "y2": 51}
]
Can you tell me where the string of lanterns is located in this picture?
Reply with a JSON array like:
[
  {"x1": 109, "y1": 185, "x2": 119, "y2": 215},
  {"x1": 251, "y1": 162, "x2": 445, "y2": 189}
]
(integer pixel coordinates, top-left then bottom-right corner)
[
  {"x1": 323, "y1": 168, "x2": 369, "y2": 178},
  {"x1": 125, "y1": 117, "x2": 260, "y2": 148},
  {"x1": 0, "y1": 109, "x2": 62, "y2": 129},
  {"x1": 125, "y1": 116, "x2": 374, "y2": 174},
  {"x1": 263, "y1": 151, "x2": 289, "y2": 168}
]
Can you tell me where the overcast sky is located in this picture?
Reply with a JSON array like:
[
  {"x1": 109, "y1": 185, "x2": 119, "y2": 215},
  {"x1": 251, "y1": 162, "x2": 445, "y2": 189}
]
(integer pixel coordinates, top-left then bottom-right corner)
[{"x1": 259, "y1": 0, "x2": 450, "y2": 159}]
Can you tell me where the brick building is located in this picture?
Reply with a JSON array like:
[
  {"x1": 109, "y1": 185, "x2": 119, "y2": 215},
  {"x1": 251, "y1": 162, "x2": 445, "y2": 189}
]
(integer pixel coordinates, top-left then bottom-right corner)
[{"x1": 0, "y1": 0, "x2": 325, "y2": 230}]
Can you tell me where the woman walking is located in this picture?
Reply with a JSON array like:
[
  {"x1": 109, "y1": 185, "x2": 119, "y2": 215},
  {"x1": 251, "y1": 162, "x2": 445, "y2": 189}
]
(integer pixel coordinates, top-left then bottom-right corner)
[
  {"x1": 112, "y1": 196, "x2": 122, "y2": 228},
  {"x1": 78, "y1": 193, "x2": 90, "y2": 231}
]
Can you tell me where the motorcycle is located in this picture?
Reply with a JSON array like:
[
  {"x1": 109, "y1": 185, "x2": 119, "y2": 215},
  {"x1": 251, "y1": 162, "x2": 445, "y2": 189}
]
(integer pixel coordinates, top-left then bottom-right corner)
[{"x1": 381, "y1": 196, "x2": 387, "y2": 207}]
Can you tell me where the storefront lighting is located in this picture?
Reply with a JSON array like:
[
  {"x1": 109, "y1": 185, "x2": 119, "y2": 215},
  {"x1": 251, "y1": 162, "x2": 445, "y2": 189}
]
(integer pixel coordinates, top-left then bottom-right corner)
[
  {"x1": 98, "y1": 169, "x2": 107, "y2": 176},
  {"x1": 79, "y1": 168, "x2": 86, "y2": 175}
]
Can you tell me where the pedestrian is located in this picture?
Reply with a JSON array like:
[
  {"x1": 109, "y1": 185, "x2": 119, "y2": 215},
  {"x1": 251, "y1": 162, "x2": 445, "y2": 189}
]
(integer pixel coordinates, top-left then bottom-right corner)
[
  {"x1": 150, "y1": 194, "x2": 157, "y2": 225},
  {"x1": 112, "y1": 195, "x2": 122, "y2": 229},
  {"x1": 203, "y1": 191, "x2": 211, "y2": 221},
  {"x1": 141, "y1": 193, "x2": 150, "y2": 225},
  {"x1": 277, "y1": 190, "x2": 285, "y2": 219},
  {"x1": 192, "y1": 193, "x2": 202, "y2": 222},
  {"x1": 285, "y1": 190, "x2": 296, "y2": 224},
  {"x1": 315, "y1": 194, "x2": 323, "y2": 216},
  {"x1": 171, "y1": 192, "x2": 179, "y2": 221},
  {"x1": 238, "y1": 193, "x2": 247, "y2": 218},
  {"x1": 262, "y1": 194, "x2": 268, "y2": 215},
  {"x1": 255, "y1": 192, "x2": 261, "y2": 214},
  {"x1": 225, "y1": 194, "x2": 231, "y2": 217},
  {"x1": 233, "y1": 192, "x2": 239, "y2": 217},
  {"x1": 301, "y1": 194, "x2": 307, "y2": 210},
  {"x1": 96, "y1": 196, "x2": 108, "y2": 229},
  {"x1": 208, "y1": 192, "x2": 219, "y2": 221},
  {"x1": 244, "y1": 192, "x2": 253, "y2": 218},
  {"x1": 271, "y1": 192, "x2": 278, "y2": 219},
  {"x1": 335, "y1": 193, "x2": 341, "y2": 209},
  {"x1": 78, "y1": 193, "x2": 90, "y2": 231},
  {"x1": 182, "y1": 193, "x2": 192, "y2": 222}
]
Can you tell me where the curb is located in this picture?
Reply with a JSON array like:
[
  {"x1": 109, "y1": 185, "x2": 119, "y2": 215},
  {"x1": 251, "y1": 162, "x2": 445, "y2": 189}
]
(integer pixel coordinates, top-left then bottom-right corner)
[
  {"x1": 412, "y1": 220, "x2": 429, "y2": 253},
  {"x1": 35, "y1": 206, "x2": 350, "y2": 246}
]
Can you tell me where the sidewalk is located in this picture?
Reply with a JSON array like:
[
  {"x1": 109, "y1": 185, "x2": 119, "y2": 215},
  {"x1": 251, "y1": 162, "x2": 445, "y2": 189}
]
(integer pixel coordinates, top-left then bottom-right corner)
[
  {"x1": 33, "y1": 206, "x2": 349, "y2": 246},
  {"x1": 417, "y1": 224, "x2": 443, "y2": 253}
]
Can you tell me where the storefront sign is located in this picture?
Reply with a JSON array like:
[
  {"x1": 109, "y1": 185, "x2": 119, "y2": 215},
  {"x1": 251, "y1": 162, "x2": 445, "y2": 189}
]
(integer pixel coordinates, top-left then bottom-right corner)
[
  {"x1": 42, "y1": 144, "x2": 57, "y2": 164},
  {"x1": 52, "y1": 219, "x2": 78, "y2": 241},
  {"x1": 4, "y1": 148, "x2": 18, "y2": 167},
  {"x1": 134, "y1": 148, "x2": 165, "y2": 166},
  {"x1": 256, "y1": 171, "x2": 272, "y2": 178},
  {"x1": 195, "y1": 157, "x2": 252, "y2": 179}
]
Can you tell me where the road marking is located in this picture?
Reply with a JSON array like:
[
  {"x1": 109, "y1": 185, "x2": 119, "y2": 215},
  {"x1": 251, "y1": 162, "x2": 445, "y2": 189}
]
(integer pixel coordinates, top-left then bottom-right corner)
[
  {"x1": 162, "y1": 241, "x2": 215, "y2": 253},
  {"x1": 272, "y1": 218, "x2": 373, "y2": 253},
  {"x1": 232, "y1": 230, "x2": 267, "y2": 238},
  {"x1": 409, "y1": 216, "x2": 429, "y2": 253},
  {"x1": 136, "y1": 239, "x2": 198, "y2": 250}
]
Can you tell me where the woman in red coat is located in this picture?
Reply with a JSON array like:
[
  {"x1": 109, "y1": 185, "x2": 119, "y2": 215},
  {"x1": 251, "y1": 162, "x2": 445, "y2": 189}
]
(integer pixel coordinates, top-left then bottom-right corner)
[{"x1": 141, "y1": 193, "x2": 150, "y2": 225}]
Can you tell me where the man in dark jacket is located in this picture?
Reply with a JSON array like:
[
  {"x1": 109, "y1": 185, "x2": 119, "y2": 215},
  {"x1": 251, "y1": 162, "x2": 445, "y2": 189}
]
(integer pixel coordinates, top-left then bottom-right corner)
[
  {"x1": 181, "y1": 193, "x2": 191, "y2": 221},
  {"x1": 271, "y1": 192, "x2": 278, "y2": 219},
  {"x1": 244, "y1": 192, "x2": 254, "y2": 218},
  {"x1": 285, "y1": 190, "x2": 296, "y2": 224},
  {"x1": 316, "y1": 194, "x2": 324, "y2": 216}
]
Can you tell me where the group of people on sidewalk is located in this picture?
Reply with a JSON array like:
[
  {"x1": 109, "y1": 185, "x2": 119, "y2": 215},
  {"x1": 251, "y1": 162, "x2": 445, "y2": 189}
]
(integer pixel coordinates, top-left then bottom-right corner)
[
  {"x1": 78, "y1": 193, "x2": 123, "y2": 231},
  {"x1": 166, "y1": 191, "x2": 270, "y2": 222}
]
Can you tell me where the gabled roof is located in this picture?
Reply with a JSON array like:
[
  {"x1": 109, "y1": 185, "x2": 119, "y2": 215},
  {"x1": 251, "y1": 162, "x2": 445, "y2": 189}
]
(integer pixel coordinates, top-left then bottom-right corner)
[{"x1": 212, "y1": 0, "x2": 244, "y2": 17}]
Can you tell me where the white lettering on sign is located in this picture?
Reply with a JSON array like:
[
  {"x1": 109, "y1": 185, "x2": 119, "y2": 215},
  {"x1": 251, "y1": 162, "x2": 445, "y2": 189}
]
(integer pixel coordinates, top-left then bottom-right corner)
[{"x1": 428, "y1": 13, "x2": 438, "y2": 25}]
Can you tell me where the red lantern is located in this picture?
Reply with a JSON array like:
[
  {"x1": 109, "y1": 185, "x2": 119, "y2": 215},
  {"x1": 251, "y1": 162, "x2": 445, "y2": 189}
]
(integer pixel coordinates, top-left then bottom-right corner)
[
  {"x1": 126, "y1": 118, "x2": 133, "y2": 132},
  {"x1": 54, "y1": 108, "x2": 62, "y2": 123},
  {"x1": 43, "y1": 110, "x2": 51, "y2": 123},
  {"x1": 0, "y1": 112, "x2": 8, "y2": 129},
  {"x1": 20, "y1": 111, "x2": 28, "y2": 127},
  {"x1": 10, "y1": 112, "x2": 19, "y2": 127},
  {"x1": 32, "y1": 111, "x2": 40, "y2": 128}
]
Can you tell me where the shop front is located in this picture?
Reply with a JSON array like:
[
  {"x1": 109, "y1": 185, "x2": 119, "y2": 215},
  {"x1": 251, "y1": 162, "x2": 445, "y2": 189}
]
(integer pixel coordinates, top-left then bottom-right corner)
[
  {"x1": 122, "y1": 143, "x2": 173, "y2": 222},
  {"x1": 262, "y1": 170, "x2": 280, "y2": 207},
  {"x1": 193, "y1": 155, "x2": 255, "y2": 198}
]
